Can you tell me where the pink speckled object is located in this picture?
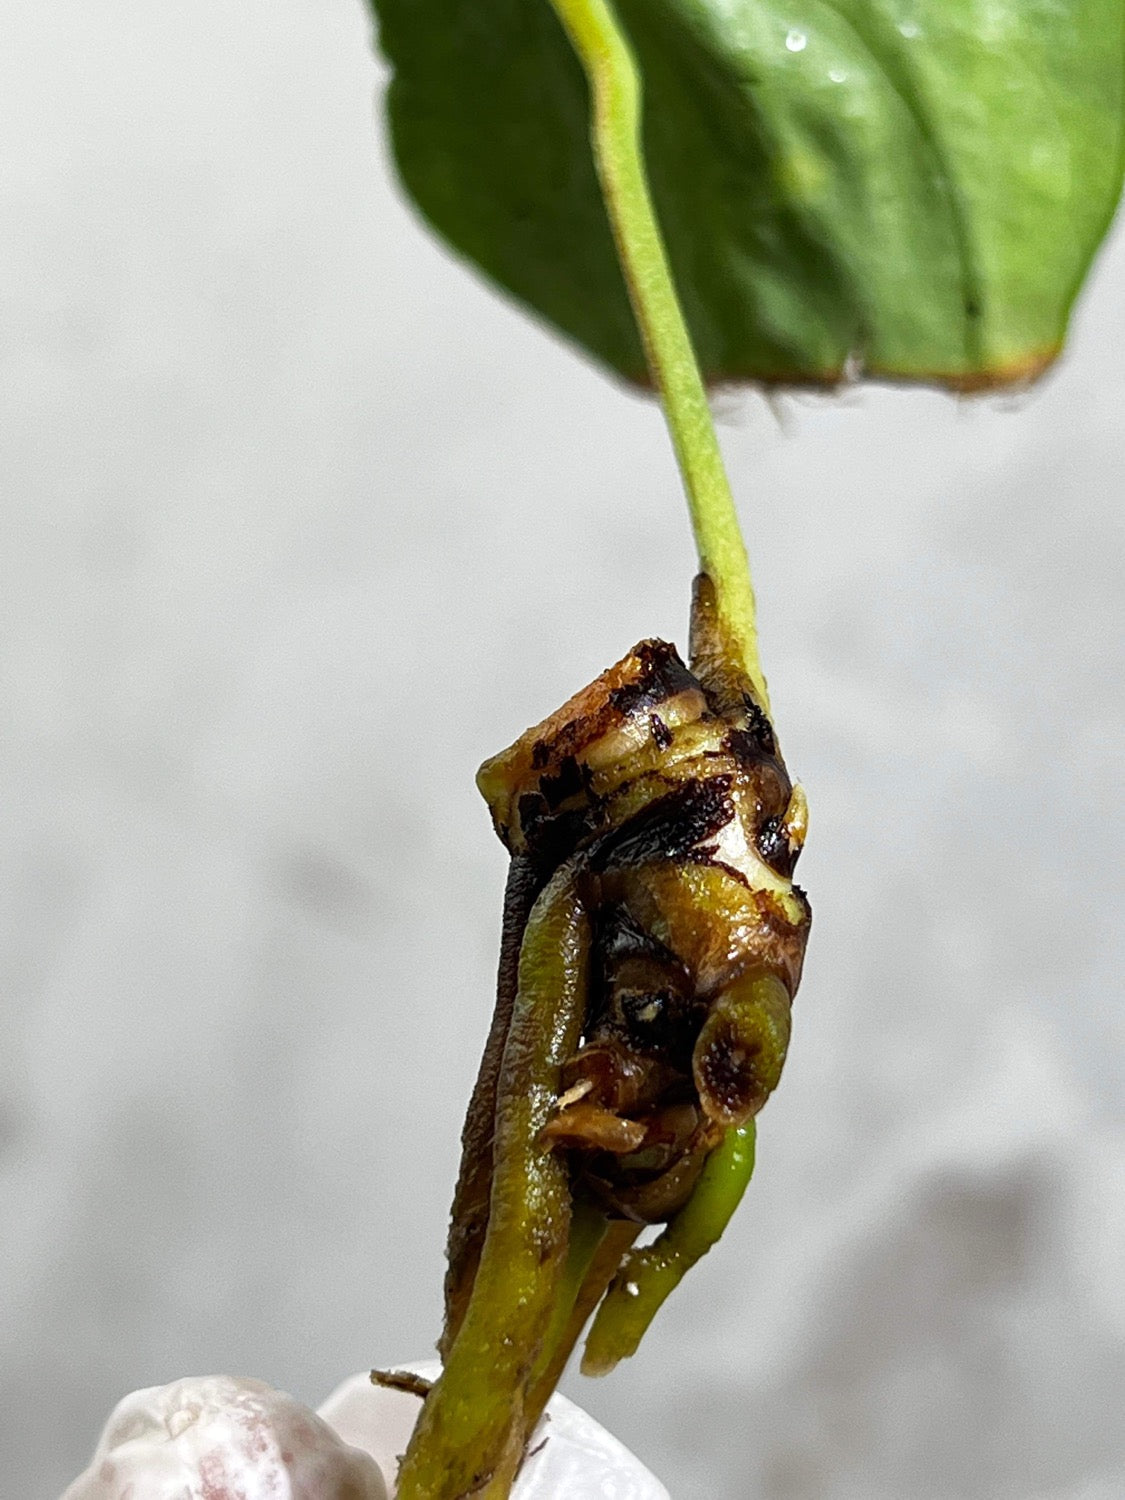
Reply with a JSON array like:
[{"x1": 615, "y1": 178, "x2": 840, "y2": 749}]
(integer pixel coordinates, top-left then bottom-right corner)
[{"x1": 60, "y1": 1375, "x2": 387, "y2": 1500}]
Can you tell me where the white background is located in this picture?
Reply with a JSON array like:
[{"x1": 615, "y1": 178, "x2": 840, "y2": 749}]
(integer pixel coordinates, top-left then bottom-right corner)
[{"x1": 3, "y1": 2, "x2": 1123, "y2": 1496}]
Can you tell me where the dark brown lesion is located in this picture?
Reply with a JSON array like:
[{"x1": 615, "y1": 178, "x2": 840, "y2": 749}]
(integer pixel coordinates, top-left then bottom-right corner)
[
  {"x1": 588, "y1": 776, "x2": 736, "y2": 871},
  {"x1": 540, "y1": 901, "x2": 711, "y2": 1220}
]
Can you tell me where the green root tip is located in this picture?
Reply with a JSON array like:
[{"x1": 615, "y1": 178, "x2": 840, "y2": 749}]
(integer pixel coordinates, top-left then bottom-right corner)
[{"x1": 582, "y1": 1120, "x2": 757, "y2": 1374}]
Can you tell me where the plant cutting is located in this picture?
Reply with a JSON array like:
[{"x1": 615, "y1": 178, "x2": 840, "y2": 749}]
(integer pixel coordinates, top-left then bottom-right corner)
[
  {"x1": 380, "y1": 4, "x2": 813, "y2": 1493},
  {"x1": 368, "y1": 0, "x2": 1123, "y2": 1491},
  {"x1": 55, "y1": 0, "x2": 1123, "y2": 1496}
]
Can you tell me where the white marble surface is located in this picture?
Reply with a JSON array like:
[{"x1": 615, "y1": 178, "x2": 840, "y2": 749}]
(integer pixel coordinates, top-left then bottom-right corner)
[{"x1": 3, "y1": 3, "x2": 1123, "y2": 1499}]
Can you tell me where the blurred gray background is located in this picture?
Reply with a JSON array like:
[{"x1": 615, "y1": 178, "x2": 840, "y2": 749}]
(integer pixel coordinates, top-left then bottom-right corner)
[{"x1": 2, "y1": 2, "x2": 1123, "y2": 1497}]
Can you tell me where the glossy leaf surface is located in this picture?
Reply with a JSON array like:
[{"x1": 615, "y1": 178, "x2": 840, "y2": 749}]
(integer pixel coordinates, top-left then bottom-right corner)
[{"x1": 372, "y1": 0, "x2": 1124, "y2": 387}]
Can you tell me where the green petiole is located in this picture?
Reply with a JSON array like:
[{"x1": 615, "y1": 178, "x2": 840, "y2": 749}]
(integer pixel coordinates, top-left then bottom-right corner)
[{"x1": 547, "y1": 0, "x2": 770, "y2": 713}]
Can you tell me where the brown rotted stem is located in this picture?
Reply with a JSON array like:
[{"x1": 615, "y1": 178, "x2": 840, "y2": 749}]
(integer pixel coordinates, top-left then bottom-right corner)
[{"x1": 442, "y1": 853, "x2": 543, "y2": 1357}]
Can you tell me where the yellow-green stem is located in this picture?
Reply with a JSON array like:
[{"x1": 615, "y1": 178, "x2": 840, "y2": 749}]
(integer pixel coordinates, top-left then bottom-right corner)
[
  {"x1": 394, "y1": 867, "x2": 591, "y2": 1499},
  {"x1": 548, "y1": 0, "x2": 769, "y2": 712}
]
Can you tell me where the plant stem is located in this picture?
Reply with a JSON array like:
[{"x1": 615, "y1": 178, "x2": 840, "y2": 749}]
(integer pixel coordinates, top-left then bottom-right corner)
[
  {"x1": 548, "y1": 0, "x2": 770, "y2": 713},
  {"x1": 394, "y1": 866, "x2": 591, "y2": 1499},
  {"x1": 399, "y1": 12, "x2": 777, "y2": 1492},
  {"x1": 522, "y1": 1210, "x2": 640, "y2": 1434}
]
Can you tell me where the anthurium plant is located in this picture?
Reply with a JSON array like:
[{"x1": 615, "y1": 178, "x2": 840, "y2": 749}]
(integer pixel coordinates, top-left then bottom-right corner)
[
  {"x1": 361, "y1": 1, "x2": 1124, "y2": 1496},
  {"x1": 57, "y1": 3, "x2": 1124, "y2": 1498}
]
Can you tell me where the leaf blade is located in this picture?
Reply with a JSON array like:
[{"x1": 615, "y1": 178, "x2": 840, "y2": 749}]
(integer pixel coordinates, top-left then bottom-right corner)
[{"x1": 373, "y1": 0, "x2": 1125, "y2": 387}]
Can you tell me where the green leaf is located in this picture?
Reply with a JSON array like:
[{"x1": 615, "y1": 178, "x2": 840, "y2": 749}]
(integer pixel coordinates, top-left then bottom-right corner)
[{"x1": 372, "y1": 0, "x2": 1125, "y2": 388}]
